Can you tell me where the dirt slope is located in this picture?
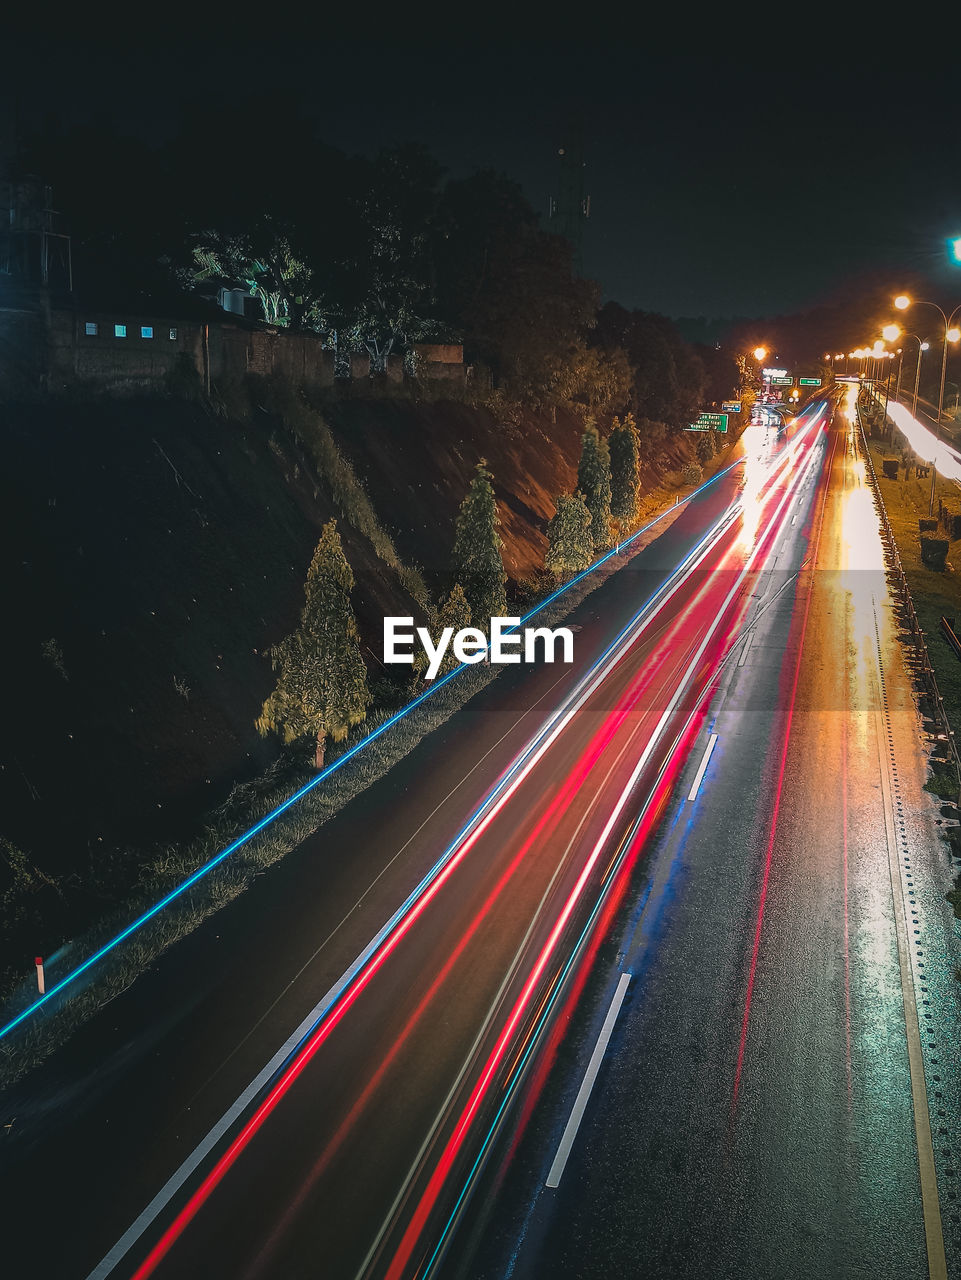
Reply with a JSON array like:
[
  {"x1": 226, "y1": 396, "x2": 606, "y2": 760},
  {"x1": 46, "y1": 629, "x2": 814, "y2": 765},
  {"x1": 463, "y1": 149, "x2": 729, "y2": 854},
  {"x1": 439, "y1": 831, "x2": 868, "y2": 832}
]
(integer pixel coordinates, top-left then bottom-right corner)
[{"x1": 0, "y1": 392, "x2": 697, "y2": 902}]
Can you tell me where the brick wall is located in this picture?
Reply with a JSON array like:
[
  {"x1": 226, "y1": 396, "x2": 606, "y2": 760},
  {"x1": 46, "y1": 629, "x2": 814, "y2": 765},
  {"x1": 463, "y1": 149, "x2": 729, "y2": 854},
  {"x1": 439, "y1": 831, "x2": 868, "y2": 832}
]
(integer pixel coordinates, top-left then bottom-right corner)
[
  {"x1": 47, "y1": 311, "x2": 203, "y2": 392},
  {"x1": 40, "y1": 310, "x2": 336, "y2": 395}
]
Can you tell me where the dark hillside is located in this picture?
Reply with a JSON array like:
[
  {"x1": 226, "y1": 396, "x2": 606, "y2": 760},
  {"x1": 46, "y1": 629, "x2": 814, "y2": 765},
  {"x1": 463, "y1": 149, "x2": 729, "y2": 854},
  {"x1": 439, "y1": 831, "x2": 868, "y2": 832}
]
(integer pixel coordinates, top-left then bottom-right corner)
[
  {"x1": 322, "y1": 399, "x2": 696, "y2": 581},
  {"x1": 0, "y1": 399, "x2": 420, "y2": 882},
  {"x1": 0, "y1": 391, "x2": 702, "y2": 936}
]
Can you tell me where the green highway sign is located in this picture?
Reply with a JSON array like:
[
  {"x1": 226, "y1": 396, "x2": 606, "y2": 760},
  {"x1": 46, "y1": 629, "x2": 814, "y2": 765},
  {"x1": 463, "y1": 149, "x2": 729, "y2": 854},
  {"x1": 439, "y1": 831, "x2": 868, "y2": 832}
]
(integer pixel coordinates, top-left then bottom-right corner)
[
  {"x1": 688, "y1": 412, "x2": 728, "y2": 433},
  {"x1": 770, "y1": 375, "x2": 794, "y2": 387},
  {"x1": 798, "y1": 377, "x2": 821, "y2": 386}
]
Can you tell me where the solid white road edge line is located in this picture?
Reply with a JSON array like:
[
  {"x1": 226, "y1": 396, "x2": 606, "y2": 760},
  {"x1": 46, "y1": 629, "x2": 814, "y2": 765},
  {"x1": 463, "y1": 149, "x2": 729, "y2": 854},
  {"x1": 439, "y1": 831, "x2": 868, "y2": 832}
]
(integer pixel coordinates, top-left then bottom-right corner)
[
  {"x1": 687, "y1": 733, "x2": 719, "y2": 802},
  {"x1": 546, "y1": 972, "x2": 631, "y2": 1189}
]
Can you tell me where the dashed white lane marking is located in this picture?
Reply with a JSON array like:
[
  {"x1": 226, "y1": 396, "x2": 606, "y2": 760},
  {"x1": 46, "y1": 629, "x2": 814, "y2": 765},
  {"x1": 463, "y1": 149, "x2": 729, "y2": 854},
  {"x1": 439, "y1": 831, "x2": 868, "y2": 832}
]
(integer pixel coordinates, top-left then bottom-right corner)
[
  {"x1": 546, "y1": 972, "x2": 632, "y2": 1189},
  {"x1": 688, "y1": 733, "x2": 719, "y2": 801}
]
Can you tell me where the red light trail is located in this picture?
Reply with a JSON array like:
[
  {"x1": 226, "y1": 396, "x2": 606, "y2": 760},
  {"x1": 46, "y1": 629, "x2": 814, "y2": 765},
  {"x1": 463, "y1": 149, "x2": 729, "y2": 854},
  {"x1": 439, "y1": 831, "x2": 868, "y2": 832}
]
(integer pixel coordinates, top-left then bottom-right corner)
[{"x1": 106, "y1": 405, "x2": 832, "y2": 1280}]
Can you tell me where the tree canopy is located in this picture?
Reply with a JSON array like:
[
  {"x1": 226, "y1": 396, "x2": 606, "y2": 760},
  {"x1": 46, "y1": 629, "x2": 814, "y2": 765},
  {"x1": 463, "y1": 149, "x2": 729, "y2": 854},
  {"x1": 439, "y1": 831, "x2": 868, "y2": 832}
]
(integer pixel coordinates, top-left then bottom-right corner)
[
  {"x1": 609, "y1": 413, "x2": 641, "y2": 525},
  {"x1": 450, "y1": 463, "x2": 507, "y2": 629},
  {"x1": 256, "y1": 520, "x2": 370, "y2": 766},
  {"x1": 20, "y1": 104, "x2": 727, "y2": 416},
  {"x1": 577, "y1": 427, "x2": 613, "y2": 550},
  {"x1": 546, "y1": 492, "x2": 594, "y2": 579}
]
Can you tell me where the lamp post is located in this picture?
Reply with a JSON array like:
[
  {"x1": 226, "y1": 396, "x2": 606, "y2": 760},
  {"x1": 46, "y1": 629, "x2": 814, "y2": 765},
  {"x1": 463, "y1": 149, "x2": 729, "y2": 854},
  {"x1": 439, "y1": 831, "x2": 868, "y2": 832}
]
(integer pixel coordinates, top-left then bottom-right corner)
[
  {"x1": 741, "y1": 346, "x2": 768, "y2": 400},
  {"x1": 894, "y1": 296, "x2": 961, "y2": 515},
  {"x1": 881, "y1": 325, "x2": 902, "y2": 400},
  {"x1": 894, "y1": 295, "x2": 961, "y2": 425},
  {"x1": 913, "y1": 341, "x2": 931, "y2": 416},
  {"x1": 886, "y1": 331, "x2": 931, "y2": 415},
  {"x1": 887, "y1": 350, "x2": 895, "y2": 403}
]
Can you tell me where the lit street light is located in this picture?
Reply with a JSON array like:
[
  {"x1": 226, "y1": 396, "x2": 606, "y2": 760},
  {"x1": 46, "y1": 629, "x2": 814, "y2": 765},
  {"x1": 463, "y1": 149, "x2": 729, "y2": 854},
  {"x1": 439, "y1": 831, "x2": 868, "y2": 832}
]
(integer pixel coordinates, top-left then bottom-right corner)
[
  {"x1": 892, "y1": 294, "x2": 961, "y2": 427},
  {"x1": 891, "y1": 333, "x2": 932, "y2": 416},
  {"x1": 753, "y1": 346, "x2": 767, "y2": 361},
  {"x1": 892, "y1": 295, "x2": 961, "y2": 515}
]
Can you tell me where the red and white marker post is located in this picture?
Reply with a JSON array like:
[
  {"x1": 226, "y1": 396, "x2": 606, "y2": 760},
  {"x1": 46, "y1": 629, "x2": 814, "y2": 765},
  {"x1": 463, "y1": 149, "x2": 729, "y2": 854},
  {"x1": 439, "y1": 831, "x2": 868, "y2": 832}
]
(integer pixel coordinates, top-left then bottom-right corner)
[{"x1": 35, "y1": 956, "x2": 45, "y2": 995}]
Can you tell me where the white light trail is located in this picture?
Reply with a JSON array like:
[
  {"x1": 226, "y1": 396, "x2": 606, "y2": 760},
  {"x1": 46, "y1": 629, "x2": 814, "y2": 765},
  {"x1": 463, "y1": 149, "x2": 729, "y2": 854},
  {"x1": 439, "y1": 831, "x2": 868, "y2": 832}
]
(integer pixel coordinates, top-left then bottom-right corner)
[{"x1": 884, "y1": 401, "x2": 961, "y2": 482}]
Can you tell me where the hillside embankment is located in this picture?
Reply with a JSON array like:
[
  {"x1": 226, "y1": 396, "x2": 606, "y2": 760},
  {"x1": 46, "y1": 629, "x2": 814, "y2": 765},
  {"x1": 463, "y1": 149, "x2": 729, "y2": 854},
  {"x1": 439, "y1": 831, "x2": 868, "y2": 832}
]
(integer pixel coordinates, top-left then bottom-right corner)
[{"x1": 0, "y1": 382, "x2": 704, "y2": 986}]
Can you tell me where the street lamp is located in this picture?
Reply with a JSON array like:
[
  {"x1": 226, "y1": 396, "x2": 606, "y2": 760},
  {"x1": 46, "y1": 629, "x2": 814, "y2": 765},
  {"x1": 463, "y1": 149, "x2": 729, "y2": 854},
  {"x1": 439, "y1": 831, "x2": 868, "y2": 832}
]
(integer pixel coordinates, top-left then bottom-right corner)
[
  {"x1": 893, "y1": 348, "x2": 904, "y2": 400},
  {"x1": 891, "y1": 295, "x2": 961, "y2": 426},
  {"x1": 753, "y1": 346, "x2": 767, "y2": 362},
  {"x1": 893, "y1": 333, "x2": 932, "y2": 416},
  {"x1": 893, "y1": 296, "x2": 961, "y2": 516}
]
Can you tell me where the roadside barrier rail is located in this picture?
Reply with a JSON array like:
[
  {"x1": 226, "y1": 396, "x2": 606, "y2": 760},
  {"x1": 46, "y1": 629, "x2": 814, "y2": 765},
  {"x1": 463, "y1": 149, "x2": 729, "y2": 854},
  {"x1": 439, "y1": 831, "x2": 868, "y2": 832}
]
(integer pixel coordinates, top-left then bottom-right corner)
[
  {"x1": 855, "y1": 401, "x2": 961, "y2": 796},
  {"x1": 940, "y1": 616, "x2": 961, "y2": 662}
]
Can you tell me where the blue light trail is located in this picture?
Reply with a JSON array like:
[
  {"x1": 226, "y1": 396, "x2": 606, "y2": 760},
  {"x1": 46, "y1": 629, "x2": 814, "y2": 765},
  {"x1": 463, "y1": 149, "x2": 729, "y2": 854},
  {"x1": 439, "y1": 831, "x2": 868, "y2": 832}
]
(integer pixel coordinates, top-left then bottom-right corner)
[{"x1": 0, "y1": 450, "x2": 756, "y2": 1044}]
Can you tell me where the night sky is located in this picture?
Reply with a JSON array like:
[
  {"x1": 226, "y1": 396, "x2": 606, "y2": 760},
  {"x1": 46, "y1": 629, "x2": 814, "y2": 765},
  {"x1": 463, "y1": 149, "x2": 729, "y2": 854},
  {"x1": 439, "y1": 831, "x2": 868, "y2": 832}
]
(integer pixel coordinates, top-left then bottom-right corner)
[{"x1": 4, "y1": 32, "x2": 960, "y2": 321}]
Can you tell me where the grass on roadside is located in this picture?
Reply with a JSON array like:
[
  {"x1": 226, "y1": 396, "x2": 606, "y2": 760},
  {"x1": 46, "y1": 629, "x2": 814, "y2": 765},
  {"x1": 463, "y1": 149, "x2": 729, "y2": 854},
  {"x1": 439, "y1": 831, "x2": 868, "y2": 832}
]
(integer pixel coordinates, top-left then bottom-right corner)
[{"x1": 865, "y1": 434, "x2": 961, "y2": 736}]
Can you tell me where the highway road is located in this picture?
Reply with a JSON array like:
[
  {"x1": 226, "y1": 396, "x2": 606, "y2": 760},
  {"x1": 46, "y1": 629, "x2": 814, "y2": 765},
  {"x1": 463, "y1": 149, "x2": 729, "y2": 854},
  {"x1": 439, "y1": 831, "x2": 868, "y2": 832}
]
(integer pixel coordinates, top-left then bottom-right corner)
[
  {"x1": 6, "y1": 394, "x2": 947, "y2": 1280},
  {"x1": 447, "y1": 387, "x2": 961, "y2": 1280}
]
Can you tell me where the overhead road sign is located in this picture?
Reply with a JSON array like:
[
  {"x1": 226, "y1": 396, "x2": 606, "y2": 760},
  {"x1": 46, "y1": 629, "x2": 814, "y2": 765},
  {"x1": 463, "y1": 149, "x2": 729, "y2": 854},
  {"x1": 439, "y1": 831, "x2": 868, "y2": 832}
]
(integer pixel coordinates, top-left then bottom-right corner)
[
  {"x1": 721, "y1": 400, "x2": 741, "y2": 413},
  {"x1": 688, "y1": 412, "x2": 728, "y2": 433},
  {"x1": 770, "y1": 375, "x2": 794, "y2": 387},
  {"x1": 798, "y1": 377, "x2": 821, "y2": 386}
]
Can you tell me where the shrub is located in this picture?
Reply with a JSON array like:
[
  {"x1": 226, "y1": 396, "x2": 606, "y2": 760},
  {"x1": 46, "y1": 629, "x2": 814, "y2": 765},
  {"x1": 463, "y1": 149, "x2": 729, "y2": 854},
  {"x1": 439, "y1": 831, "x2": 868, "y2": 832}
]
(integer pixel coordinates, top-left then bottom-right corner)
[{"x1": 920, "y1": 537, "x2": 949, "y2": 570}]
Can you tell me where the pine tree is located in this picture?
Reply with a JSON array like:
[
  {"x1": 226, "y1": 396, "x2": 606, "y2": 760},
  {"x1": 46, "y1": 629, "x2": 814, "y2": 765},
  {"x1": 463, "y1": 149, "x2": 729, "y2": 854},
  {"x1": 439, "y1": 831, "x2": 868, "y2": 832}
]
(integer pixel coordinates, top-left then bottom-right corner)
[
  {"x1": 577, "y1": 426, "x2": 613, "y2": 549},
  {"x1": 256, "y1": 520, "x2": 370, "y2": 767},
  {"x1": 609, "y1": 412, "x2": 641, "y2": 526},
  {"x1": 450, "y1": 462, "x2": 507, "y2": 631},
  {"x1": 695, "y1": 431, "x2": 713, "y2": 465},
  {"x1": 546, "y1": 492, "x2": 594, "y2": 579},
  {"x1": 428, "y1": 584, "x2": 472, "y2": 677}
]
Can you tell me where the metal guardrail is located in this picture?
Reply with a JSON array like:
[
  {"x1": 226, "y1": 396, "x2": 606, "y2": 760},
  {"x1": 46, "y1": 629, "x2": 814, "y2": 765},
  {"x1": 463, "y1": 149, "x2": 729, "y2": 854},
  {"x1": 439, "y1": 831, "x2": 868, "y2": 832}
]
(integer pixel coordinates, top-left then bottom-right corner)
[
  {"x1": 855, "y1": 402, "x2": 961, "y2": 795},
  {"x1": 941, "y1": 616, "x2": 961, "y2": 662}
]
